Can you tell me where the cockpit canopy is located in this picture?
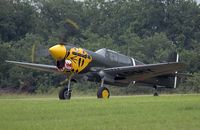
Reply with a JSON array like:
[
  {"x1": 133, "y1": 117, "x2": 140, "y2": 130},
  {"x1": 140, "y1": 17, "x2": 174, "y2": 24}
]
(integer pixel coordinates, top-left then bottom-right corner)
[{"x1": 96, "y1": 48, "x2": 132, "y2": 65}]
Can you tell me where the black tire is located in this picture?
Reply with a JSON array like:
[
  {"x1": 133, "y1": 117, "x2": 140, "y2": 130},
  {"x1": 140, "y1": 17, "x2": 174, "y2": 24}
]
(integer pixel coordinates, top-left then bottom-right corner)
[
  {"x1": 154, "y1": 92, "x2": 159, "y2": 96},
  {"x1": 59, "y1": 87, "x2": 71, "y2": 100},
  {"x1": 97, "y1": 87, "x2": 110, "y2": 99}
]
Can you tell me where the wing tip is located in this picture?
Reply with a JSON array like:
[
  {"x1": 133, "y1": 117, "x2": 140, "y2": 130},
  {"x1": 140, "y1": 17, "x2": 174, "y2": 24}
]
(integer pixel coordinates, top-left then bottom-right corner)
[{"x1": 5, "y1": 60, "x2": 21, "y2": 64}]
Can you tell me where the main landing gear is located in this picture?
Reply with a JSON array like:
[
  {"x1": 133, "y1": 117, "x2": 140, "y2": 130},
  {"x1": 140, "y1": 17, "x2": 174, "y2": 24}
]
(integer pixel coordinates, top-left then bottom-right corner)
[
  {"x1": 59, "y1": 79, "x2": 72, "y2": 100},
  {"x1": 97, "y1": 78, "x2": 110, "y2": 99},
  {"x1": 58, "y1": 77, "x2": 110, "y2": 100}
]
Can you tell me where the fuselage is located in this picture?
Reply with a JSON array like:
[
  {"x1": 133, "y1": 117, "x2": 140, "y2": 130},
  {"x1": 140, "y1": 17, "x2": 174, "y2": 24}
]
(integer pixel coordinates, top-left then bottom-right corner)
[
  {"x1": 63, "y1": 45, "x2": 147, "y2": 86},
  {"x1": 49, "y1": 44, "x2": 142, "y2": 85},
  {"x1": 49, "y1": 44, "x2": 144, "y2": 74},
  {"x1": 64, "y1": 46, "x2": 144, "y2": 73}
]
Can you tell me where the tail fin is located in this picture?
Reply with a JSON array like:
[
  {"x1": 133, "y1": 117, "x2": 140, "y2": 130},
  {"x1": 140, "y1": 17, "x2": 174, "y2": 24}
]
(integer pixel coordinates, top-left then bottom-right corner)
[
  {"x1": 174, "y1": 53, "x2": 179, "y2": 88},
  {"x1": 157, "y1": 52, "x2": 179, "y2": 88},
  {"x1": 167, "y1": 51, "x2": 178, "y2": 62}
]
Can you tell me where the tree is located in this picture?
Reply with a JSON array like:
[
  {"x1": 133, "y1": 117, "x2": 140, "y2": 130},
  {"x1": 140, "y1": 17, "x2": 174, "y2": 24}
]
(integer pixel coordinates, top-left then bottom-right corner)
[
  {"x1": 0, "y1": 0, "x2": 37, "y2": 42},
  {"x1": 1, "y1": 0, "x2": 200, "y2": 94}
]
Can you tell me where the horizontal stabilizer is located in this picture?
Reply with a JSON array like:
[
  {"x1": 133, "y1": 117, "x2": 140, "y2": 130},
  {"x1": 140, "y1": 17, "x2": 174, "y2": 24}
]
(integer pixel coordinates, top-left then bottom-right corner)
[{"x1": 103, "y1": 62, "x2": 185, "y2": 82}]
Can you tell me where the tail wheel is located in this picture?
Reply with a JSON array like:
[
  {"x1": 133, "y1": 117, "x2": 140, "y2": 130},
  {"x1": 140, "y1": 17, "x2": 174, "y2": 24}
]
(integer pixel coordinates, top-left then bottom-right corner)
[
  {"x1": 153, "y1": 85, "x2": 159, "y2": 96},
  {"x1": 59, "y1": 87, "x2": 71, "y2": 100},
  {"x1": 97, "y1": 87, "x2": 110, "y2": 99},
  {"x1": 154, "y1": 92, "x2": 159, "y2": 96}
]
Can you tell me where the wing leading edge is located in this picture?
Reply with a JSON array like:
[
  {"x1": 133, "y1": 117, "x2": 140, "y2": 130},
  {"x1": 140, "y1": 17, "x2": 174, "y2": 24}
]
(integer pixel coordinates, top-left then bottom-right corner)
[{"x1": 6, "y1": 60, "x2": 59, "y2": 73}]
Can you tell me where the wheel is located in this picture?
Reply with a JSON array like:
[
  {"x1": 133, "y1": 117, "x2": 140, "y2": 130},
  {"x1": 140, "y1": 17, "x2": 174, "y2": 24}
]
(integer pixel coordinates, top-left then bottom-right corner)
[
  {"x1": 97, "y1": 87, "x2": 110, "y2": 99},
  {"x1": 59, "y1": 87, "x2": 71, "y2": 100},
  {"x1": 154, "y1": 92, "x2": 159, "y2": 96}
]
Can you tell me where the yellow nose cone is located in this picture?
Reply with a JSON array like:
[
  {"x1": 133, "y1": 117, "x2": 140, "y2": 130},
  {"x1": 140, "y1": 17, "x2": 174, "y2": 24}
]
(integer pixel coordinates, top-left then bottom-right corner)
[{"x1": 49, "y1": 44, "x2": 67, "y2": 60}]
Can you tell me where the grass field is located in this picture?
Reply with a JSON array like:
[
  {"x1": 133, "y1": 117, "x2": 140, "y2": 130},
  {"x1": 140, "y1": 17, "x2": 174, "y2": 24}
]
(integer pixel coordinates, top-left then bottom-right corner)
[{"x1": 0, "y1": 94, "x2": 200, "y2": 130}]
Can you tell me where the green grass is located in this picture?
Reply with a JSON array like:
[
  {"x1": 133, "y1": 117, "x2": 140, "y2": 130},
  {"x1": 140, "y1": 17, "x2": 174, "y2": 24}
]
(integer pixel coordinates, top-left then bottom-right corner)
[{"x1": 0, "y1": 95, "x2": 200, "y2": 130}]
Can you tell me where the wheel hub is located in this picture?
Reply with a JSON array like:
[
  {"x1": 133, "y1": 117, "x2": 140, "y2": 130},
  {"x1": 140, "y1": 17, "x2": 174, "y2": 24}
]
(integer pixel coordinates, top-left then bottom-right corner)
[{"x1": 102, "y1": 90, "x2": 109, "y2": 98}]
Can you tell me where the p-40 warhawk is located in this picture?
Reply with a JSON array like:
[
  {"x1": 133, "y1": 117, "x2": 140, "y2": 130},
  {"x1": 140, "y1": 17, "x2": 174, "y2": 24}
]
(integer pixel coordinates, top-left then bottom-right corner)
[{"x1": 6, "y1": 44, "x2": 185, "y2": 100}]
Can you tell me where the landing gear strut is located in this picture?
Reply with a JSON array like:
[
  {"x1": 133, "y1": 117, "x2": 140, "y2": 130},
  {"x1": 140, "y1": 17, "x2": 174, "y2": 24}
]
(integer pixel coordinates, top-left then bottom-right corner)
[
  {"x1": 59, "y1": 79, "x2": 72, "y2": 100},
  {"x1": 97, "y1": 78, "x2": 110, "y2": 99},
  {"x1": 153, "y1": 85, "x2": 159, "y2": 96}
]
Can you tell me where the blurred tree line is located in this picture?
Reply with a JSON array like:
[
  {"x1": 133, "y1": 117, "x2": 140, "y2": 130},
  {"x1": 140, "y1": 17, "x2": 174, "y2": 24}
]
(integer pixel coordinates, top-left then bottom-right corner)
[{"x1": 0, "y1": 0, "x2": 200, "y2": 94}]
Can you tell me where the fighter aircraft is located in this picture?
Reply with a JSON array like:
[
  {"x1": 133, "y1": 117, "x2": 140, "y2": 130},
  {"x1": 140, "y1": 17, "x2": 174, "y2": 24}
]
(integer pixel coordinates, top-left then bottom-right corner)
[{"x1": 6, "y1": 43, "x2": 185, "y2": 100}]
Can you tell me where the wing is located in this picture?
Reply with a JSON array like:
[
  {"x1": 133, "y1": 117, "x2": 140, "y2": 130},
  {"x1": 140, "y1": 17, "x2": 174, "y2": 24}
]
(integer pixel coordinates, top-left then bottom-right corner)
[
  {"x1": 6, "y1": 60, "x2": 60, "y2": 73},
  {"x1": 103, "y1": 62, "x2": 185, "y2": 82}
]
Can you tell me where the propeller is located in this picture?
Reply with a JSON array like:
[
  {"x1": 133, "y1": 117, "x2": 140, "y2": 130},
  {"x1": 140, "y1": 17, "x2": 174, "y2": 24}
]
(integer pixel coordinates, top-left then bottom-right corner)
[
  {"x1": 31, "y1": 44, "x2": 50, "y2": 63},
  {"x1": 59, "y1": 18, "x2": 87, "y2": 45},
  {"x1": 64, "y1": 19, "x2": 80, "y2": 35},
  {"x1": 31, "y1": 18, "x2": 77, "y2": 63}
]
